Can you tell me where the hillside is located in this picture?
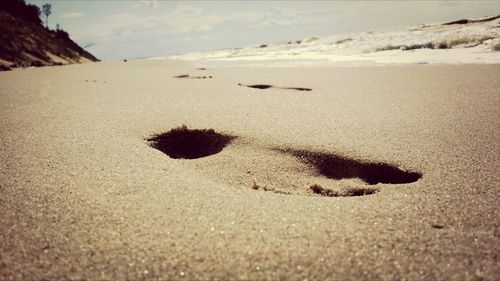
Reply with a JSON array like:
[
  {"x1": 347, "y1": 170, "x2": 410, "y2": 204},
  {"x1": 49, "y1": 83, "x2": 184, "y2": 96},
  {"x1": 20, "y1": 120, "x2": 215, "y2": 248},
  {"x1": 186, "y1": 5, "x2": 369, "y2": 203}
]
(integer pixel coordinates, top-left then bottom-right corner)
[{"x1": 0, "y1": 6, "x2": 98, "y2": 71}]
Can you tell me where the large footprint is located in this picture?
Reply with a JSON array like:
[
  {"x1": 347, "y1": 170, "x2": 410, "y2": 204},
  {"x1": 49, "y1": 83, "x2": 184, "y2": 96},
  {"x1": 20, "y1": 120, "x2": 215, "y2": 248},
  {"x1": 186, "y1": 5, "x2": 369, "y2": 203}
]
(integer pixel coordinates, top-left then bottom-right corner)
[{"x1": 147, "y1": 126, "x2": 422, "y2": 197}]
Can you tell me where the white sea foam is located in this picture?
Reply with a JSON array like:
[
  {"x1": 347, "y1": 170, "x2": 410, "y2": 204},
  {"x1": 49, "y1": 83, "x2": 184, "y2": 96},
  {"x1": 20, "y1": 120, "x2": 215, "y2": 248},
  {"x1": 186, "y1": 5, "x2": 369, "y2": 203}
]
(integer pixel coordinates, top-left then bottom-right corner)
[{"x1": 157, "y1": 16, "x2": 500, "y2": 66}]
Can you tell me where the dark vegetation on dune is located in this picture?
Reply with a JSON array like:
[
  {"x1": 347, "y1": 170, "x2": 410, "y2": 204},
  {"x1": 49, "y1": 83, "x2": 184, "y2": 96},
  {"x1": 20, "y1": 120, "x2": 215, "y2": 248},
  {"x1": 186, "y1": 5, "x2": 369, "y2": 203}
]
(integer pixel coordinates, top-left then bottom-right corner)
[
  {"x1": 147, "y1": 125, "x2": 235, "y2": 159},
  {"x1": 0, "y1": 0, "x2": 98, "y2": 71},
  {"x1": 443, "y1": 15, "x2": 500, "y2": 25},
  {"x1": 277, "y1": 148, "x2": 422, "y2": 185},
  {"x1": 0, "y1": 0, "x2": 40, "y2": 24}
]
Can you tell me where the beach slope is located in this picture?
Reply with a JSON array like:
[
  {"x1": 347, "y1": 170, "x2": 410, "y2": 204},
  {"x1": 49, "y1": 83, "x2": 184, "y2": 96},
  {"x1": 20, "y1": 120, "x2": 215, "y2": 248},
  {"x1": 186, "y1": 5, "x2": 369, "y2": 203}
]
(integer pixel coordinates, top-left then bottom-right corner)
[{"x1": 0, "y1": 61, "x2": 498, "y2": 280}]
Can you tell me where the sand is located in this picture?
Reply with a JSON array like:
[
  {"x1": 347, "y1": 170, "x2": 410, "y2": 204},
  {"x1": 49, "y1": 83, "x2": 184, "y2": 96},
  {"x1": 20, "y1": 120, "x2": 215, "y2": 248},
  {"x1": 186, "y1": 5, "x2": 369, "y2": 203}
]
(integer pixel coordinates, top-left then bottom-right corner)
[{"x1": 0, "y1": 61, "x2": 499, "y2": 280}]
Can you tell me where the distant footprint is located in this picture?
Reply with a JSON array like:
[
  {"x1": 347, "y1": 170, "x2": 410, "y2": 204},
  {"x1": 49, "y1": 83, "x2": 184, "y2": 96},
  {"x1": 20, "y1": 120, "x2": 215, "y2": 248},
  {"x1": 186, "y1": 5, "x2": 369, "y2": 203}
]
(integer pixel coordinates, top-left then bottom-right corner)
[
  {"x1": 174, "y1": 74, "x2": 213, "y2": 79},
  {"x1": 147, "y1": 126, "x2": 421, "y2": 197},
  {"x1": 238, "y1": 83, "x2": 312, "y2": 91}
]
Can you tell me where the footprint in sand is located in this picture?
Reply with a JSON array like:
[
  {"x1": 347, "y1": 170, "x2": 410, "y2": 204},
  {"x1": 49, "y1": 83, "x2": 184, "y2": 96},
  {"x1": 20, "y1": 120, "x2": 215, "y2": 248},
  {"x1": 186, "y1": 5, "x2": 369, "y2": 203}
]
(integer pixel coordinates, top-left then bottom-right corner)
[
  {"x1": 147, "y1": 126, "x2": 422, "y2": 197},
  {"x1": 238, "y1": 83, "x2": 312, "y2": 92},
  {"x1": 174, "y1": 74, "x2": 213, "y2": 79}
]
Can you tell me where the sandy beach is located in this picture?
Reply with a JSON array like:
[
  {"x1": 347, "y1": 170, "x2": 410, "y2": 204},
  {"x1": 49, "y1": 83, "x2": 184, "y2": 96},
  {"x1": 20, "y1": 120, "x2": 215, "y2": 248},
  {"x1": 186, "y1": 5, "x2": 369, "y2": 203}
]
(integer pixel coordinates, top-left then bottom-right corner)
[{"x1": 0, "y1": 60, "x2": 499, "y2": 280}]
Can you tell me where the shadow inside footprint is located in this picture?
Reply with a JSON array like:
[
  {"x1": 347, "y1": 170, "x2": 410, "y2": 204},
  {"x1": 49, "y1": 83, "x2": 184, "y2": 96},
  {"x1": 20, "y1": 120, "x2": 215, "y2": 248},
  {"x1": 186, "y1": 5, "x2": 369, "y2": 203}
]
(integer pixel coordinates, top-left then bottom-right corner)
[
  {"x1": 282, "y1": 87, "x2": 312, "y2": 91},
  {"x1": 277, "y1": 148, "x2": 422, "y2": 185},
  {"x1": 243, "y1": 84, "x2": 273, "y2": 89},
  {"x1": 147, "y1": 125, "x2": 235, "y2": 159}
]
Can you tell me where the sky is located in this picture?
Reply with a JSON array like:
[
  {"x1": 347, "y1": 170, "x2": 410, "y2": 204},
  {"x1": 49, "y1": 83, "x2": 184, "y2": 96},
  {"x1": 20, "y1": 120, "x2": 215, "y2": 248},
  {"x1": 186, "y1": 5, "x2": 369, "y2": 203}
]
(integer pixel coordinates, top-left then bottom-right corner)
[{"x1": 26, "y1": 0, "x2": 500, "y2": 60}]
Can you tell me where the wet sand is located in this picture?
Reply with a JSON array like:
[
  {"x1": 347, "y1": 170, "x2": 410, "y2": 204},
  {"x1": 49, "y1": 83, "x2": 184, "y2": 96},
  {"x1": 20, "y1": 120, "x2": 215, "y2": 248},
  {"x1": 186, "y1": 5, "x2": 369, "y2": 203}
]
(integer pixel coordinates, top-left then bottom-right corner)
[{"x1": 0, "y1": 61, "x2": 498, "y2": 280}]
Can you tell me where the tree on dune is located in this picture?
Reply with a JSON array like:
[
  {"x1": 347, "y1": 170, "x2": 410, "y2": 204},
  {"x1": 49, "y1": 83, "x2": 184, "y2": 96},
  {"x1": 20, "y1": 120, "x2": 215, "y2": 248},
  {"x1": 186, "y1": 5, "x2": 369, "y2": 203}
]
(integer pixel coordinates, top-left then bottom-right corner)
[{"x1": 42, "y1": 3, "x2": 51, "y2": 28}]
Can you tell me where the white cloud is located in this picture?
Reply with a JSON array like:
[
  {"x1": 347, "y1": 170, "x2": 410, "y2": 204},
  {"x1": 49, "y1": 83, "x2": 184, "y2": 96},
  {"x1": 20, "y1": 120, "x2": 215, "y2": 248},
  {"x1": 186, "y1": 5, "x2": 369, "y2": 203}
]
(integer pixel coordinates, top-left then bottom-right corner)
[
  {"x1": 71, "y1": 13, "x2": 158, "y2": 42},
  {"x1": 155, "y1": 5, "x2": 226, "y2": 34},
  {"x1": 152, "y1": 5, "x2": 318, "y2": 34},
  {"x1": 60, "y1": 12, "x2": 83, "y2": 19},
  {"x1": 121, "y1": 30, "x2": 133, "y2": 36},
  {"x1": 236, "y1": 8, "x2": 317, "y2": 27},
  {"x1": 72, "y1": 5, "x2": 329, "y2": 44},
  {"x1": 136, "y1": 0, "x2": 159, "y2": 8},
  {"x1": 198, "y1": 24, "x2": 213, "y2": 31}
]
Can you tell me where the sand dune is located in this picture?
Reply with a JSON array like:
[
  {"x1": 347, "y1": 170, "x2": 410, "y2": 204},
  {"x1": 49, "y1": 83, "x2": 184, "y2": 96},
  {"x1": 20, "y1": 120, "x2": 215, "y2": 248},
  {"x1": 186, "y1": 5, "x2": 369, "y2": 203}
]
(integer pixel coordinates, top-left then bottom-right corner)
[
  {"x1": 0, "y1": 60, "x2": 499, "y2": 280},
  {"x1": 163, "y1": 16, "x2": 500, "y2": 66}
]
